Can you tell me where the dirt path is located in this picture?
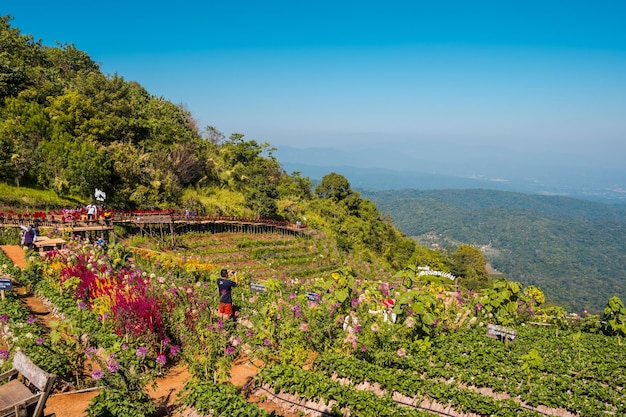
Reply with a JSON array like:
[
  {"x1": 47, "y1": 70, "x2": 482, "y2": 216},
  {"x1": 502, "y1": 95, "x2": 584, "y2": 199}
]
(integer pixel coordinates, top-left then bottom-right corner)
[{"x1": 0, "y1": 244, "x2": 28, "y2": 269}]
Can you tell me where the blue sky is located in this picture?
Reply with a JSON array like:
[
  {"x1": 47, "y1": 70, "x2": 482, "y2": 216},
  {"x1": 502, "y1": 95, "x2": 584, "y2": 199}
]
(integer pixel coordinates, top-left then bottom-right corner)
[{"x1": 4, "y1": 1, "x2": 626, "y2": 165}]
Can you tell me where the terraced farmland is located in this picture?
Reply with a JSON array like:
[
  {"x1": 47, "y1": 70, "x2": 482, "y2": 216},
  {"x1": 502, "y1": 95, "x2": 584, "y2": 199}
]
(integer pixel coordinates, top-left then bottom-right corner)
[{"x1": 126, "y1": 230, "x2": 345, "y2": 282}]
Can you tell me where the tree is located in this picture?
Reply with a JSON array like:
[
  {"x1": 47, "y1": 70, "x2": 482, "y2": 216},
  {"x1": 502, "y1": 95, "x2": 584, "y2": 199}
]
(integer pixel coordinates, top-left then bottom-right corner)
[
  {"x1": 602, "y1": 296, "x2": 626, "y2": 344},
  {"x1": 315, "y1": 172, "x2": 352, "y2": 201},
  {"x1": 450, "y1": 244, "x2": 488, "y2": 283}
]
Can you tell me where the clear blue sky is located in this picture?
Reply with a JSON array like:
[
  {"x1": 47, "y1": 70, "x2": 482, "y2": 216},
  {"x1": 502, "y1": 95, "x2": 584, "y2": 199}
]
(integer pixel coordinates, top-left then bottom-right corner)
[{"x1": 4, "y1": 1, "x2": 626, "y2": 163}]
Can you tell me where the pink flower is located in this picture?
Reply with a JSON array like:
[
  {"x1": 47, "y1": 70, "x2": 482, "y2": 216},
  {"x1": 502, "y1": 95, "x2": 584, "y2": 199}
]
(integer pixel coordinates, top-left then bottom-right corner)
[
  {"x1": 136, "y1": 346, "x2": 148, "y2": 358},
  {"x1": 300, "y1": 322, "x2": 309, "y2": 332},
  {"x1": 156, "y1": 354, "x2": 167, "y2": 366},
  {"x1": 91, "y1": 369, "x2": 103, "y2": 380},
  {"x1": 225, "y1": 346, "x2": 236, "y2": 355},
  {"x1": 169, "y1": 345, "x2": 181, "y2": 357},
  {"x1": 106, "y1": 359, "x2": 120, "y2": 373}
]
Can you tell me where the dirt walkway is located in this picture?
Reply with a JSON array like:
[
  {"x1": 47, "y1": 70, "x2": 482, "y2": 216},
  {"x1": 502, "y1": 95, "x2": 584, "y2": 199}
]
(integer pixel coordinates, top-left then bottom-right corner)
[{"x1": 0, "y1": 244, "x2": 28, "y2": 269}]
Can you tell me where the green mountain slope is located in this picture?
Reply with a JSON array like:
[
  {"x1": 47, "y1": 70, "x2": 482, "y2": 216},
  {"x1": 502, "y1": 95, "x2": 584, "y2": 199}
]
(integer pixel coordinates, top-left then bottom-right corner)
[{"x1": 363, "y1": 188, "x2": 626, "y2": 311}]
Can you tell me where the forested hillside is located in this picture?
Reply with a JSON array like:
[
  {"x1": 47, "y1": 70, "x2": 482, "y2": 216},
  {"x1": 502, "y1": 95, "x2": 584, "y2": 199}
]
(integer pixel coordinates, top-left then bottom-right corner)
[
  {"x1": 0, "y1": 16, "x2": 418, "y2": 275},
  {"x1": 364, "y1": 188, "x2": 626, "y2": 311}
]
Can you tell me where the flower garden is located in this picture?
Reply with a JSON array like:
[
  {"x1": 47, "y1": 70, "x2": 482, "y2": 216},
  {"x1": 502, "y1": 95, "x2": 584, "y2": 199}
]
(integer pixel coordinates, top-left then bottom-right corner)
[{"x1": 1, "y1": 231, "x2": 626, "y2": 417}]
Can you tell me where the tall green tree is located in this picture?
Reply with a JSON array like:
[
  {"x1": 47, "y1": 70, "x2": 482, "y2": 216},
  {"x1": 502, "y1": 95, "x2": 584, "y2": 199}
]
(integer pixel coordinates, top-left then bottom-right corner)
[{"x1": 315, "y1": 172, "x2": 352, "y2": 201}]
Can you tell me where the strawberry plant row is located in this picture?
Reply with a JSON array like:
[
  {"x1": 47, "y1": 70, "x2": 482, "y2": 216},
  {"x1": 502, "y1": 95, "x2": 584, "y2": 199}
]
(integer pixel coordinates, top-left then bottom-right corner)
[
  {"x1": 258, "y1": 364, "x2": 433, "y2": 417},
  {"x1": 314, "y1": 353, "x2": 544, "y2": 417}
]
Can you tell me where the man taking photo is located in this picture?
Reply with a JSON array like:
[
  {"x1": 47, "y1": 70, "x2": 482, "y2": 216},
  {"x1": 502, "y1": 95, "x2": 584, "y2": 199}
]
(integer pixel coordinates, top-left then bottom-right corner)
[{"x1": 217, "y1": 269, "x2": 238, "y2": 319}]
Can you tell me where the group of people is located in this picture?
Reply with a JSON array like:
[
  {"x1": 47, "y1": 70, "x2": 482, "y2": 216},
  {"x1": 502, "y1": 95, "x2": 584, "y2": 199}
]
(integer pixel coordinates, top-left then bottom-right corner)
[{"x1": 58, "y1": 204, "x2": 112, "y2": 224}]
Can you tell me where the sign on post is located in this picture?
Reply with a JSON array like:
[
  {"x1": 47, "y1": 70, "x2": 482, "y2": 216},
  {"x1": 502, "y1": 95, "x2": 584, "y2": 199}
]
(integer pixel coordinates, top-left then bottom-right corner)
[
  {"x1": 486, "y1": 323, "x2": 516, "y2": 342},
  {"x1": 306, "y1": 291, "x2": 320, "y2": 301},
  {"x1": 0, "y1": 278, "x2": 12, "y2": 300},
  {"x1": 250, "y1": 282, "x2": 266, "y2": 293}
]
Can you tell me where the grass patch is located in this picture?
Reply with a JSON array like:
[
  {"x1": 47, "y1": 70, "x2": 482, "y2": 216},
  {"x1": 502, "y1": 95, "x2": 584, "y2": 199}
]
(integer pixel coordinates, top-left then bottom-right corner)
[{"x1": 0, "y1": 183, "x2": 82, "y2": 209}]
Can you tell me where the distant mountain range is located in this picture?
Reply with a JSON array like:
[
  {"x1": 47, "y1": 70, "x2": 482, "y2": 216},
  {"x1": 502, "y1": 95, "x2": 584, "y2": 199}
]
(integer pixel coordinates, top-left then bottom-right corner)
[
  {"x1": 275, "y1": 143, "x2": 626, "y2": 311},
  {"x1": 362, "y1": 188, "x2": 626, "y2": 312},
  {"x1": 275, "y1": 142, "x2": 626, "y2": 204}
]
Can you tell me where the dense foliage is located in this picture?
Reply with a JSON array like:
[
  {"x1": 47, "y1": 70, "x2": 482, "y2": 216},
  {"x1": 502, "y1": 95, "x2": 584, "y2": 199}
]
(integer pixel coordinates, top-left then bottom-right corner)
[{"x1": 364, "y1": 188, "x2": 626, "y2": 312}]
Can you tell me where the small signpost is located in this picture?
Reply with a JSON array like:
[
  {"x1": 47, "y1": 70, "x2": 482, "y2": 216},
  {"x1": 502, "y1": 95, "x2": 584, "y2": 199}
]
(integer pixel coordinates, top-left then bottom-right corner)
[
  {"x1": 486, "y1": 323, "x2": 517, "y2": 342},
  {"x1": 0, "y1": 277, "x2": 12, "y2": 300},
  {"x1": 306, "y1": 291, "x2": 320, "y2": 301},
  {"x1": 250, "y1": 282, "x2": 267, "y2": 293}
]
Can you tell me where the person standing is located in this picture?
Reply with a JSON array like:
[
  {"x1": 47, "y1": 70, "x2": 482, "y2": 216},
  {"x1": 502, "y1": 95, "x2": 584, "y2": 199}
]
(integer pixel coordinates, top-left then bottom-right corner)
[
  {"x1": 21, "y1": 225, "x2": 35, "y2": 251},
  {"x1": 217, "y1": 269, "x2": 238, "y2": 319},
  {"x1": 86, "y1": 202, "x2": 97, "y2": 221}
]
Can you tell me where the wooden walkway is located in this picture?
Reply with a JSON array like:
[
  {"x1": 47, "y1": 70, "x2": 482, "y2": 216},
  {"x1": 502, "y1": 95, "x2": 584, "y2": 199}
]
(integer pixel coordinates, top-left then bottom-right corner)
[{"x1": 0, "y1": 213, "x2": 309, "y2": 243}]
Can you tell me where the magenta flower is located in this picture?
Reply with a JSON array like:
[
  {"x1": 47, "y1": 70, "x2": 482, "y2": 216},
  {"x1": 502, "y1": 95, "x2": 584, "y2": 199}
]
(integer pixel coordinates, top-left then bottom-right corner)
[
  {"x1": 91, "y1": 369, "x2": 103, "y2": 380},
  {"x1": 36, "y1": 337, "x2": 44, "y2": 345},
  {"x1": 136, "y1": 346, "x2": 148, "y2": 359},
  {"x1": 0, "y1": 314, "x2": 8, "y2": 323},
  {"x1": 169, "y1": 345, "x2": 181, "y2": 357},
  {"x1": 85, "y1": 347, "x2": 97, "y2": 358},
  {"x1": 106, "y1": 359, "x2": 120, "y2": 373},
  {"x1": 156, "y1": 354, "x2": 167, "y2": 366},
  {"x1": 27, "y1": 316, "x2": 36, "y2": 324},
  {"x1": 0, "y1": 350, "x2": 8, "y2": 359},
  {"x1": 263, "y1": 338, "x2": 271, "y2": 346},
  {"x1": 225, "y1": 346, "x2": 236, "y2": 355}
]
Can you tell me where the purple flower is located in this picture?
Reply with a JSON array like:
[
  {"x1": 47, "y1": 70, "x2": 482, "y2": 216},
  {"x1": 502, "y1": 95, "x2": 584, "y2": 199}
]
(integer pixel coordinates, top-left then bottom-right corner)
[
  {"x1": 246, "y1": 330, "x2": 254, "y2": 338},
  {"x1": 85, "y1": 347, "x2": 97, "y2": 358},
  {"x1": 121, "y1": 343, "x2": 129, "y2": 350},
  {"x1": 136, "y1": 346, "x2": 148, "y2": 359},
  {"x1": 36, "y1": 337, "x2": 44, "y2": 345},
  {"x1": 77, "y1": 300, "x2": 87, "y2": 310},
  {"x1": 263, "y1": 338, "x2": 271, "y2": 346},
  {"x1": 169, "y1": 345, "x2": 181, "y2": 357},
  {"x1": 0, "y1": 315, "x2": 8, "y2": 323},
  {"x1": 0, "y1": 350, "x2": 8, "y2": 359},
  {"x1": 351, "y1": 298, "x2": 359, "y2": 308},
  {"x1": 156, "y1": 354, "x2": 167, "y2": 366},
  {"x1": 27, "y1": 316, "x2": 36, "y2": 324},
  {"x1": 225, "y1": 346, "x2": 236, "y2": 355},
  {"x1": 91, "y1": 369, "x2": 103, "y2": 380},
  {"x1": 106, "y1": 359, "x2": 120, "y2": 373}
]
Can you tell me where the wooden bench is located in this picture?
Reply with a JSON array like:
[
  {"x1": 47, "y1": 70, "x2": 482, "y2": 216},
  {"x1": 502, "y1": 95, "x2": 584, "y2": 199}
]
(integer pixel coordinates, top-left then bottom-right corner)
[
  {"x1": 32, "y1": 237, "x2": 66, "y2": 255},
  {"x1": 0, "y1": 350, "x2": 56, "y2": 417}
]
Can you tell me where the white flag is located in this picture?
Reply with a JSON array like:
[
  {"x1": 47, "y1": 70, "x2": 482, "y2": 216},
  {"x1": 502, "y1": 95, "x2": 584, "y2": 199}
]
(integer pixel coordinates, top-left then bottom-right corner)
[{"x1": 94, "y1": 188, "x2": 106, "y2": 201}]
